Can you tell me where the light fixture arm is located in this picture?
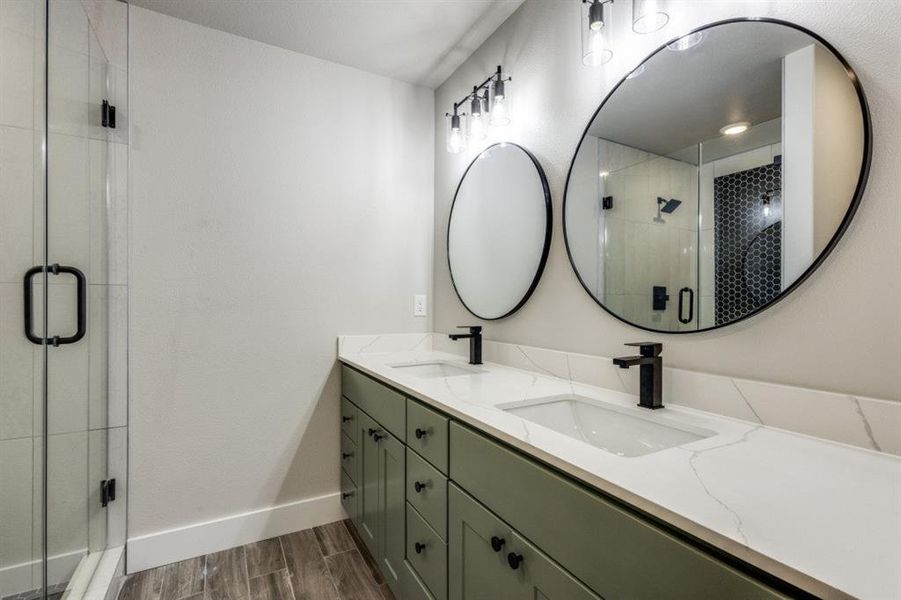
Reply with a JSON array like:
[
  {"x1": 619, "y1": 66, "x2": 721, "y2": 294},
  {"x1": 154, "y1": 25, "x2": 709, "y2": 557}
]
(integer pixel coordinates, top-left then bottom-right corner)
[{"x1": 449, "y1": 65, "x2": 511, "y2": 111}]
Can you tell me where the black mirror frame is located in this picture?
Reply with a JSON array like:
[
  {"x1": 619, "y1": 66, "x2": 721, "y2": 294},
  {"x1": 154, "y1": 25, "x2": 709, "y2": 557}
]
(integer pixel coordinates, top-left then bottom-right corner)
[
  {"x1": 448, "y1": 142, "x2": 553, "y2": 321},
  {"x1": 562, "y1": 17, "x2": 873, "y2": 334}
]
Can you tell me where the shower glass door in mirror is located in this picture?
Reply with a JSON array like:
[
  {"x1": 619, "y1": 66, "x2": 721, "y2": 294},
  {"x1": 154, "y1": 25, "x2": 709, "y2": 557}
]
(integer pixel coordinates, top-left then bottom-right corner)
[
  {"x1": 1, "y1": 1, "x2": 128, "y2": 598},
  {"x1": 564, "y1": 19, "x2": 869, "y2": 333}
]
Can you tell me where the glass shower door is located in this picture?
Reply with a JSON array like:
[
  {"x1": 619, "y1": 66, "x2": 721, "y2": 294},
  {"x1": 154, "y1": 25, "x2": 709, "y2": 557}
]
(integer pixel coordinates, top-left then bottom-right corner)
[{"x1": 1, "y1": 1, "x2": 127, "y2": 598}]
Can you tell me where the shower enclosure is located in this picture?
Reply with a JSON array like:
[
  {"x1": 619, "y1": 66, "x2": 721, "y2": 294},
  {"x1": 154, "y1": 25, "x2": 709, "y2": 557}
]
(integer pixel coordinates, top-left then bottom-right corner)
[{"x1": 1, "y1": 1, "x2": 128, "y2": 598}]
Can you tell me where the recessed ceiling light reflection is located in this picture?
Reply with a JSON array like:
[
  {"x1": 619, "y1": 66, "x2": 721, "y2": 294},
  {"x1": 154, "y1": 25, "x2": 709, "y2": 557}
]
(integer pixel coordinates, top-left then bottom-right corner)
[
  {"x1": 666, "y1": 31, "x2": 704, "y2": 51},
  {"x1": 719, "y1": 121, "x2": 751, "y2": 136}
]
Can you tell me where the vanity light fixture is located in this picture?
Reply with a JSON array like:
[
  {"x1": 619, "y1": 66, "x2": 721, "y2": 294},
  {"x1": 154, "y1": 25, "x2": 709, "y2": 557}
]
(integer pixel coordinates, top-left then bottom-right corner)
[
  {"x1": 719, "y1": 121, "x2": 751, "y2": 136},
  {"x1": 582, "y1": 0, "x2": 614, "y2": 66},
  {"x1": 632, "y1": 0, "x2": 669, "y2": 33},
  {"x1": 666, "y1": 31, "x2": 704, "y2": 51},
  {"x1": 488, "y1": 73, "x2": 511, "y2": 126},
  {"x1": 445, "y1": 66, "x2": 512, "y2": 152},
  {"x1": 446, "y1": 105, "x2": 467, "y2": 154},
  {"x1": 469, "y1": 87, "x2": 488, "y2": 141}
]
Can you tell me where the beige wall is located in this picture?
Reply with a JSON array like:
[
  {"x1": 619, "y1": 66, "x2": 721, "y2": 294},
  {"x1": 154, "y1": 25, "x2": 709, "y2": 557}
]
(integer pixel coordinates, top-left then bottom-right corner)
[
  {"x1": 433, "y1": 0, "x2": 900, "y2": 401},
  {"x1": 129, "y1": 7, "x2": 434, "y2": 537}
]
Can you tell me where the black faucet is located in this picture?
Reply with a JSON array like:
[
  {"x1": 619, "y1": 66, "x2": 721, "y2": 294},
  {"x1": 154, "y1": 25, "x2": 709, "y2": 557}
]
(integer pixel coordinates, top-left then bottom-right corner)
[
  {"x1": 448, "y1": 326, "x2": 482, "y2": 365},
  {"x1": 613, "y1": 342, "x2": 663, "y2": 409}
]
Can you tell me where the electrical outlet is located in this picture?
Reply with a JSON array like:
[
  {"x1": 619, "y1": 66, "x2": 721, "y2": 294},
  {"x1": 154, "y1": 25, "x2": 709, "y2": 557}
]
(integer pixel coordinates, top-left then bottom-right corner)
[{"x1": 413, "y1": 294, "x2": 427, "y2": 317}]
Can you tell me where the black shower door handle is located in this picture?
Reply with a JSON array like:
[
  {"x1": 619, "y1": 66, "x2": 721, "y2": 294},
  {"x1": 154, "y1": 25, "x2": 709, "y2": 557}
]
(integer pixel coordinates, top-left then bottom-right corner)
[
  {"x1": 24, "y1": 264, "x2": 87, "y2": 346},
  {"x1": 678, "y1": 287, "x2": 694, "y2": 324}
]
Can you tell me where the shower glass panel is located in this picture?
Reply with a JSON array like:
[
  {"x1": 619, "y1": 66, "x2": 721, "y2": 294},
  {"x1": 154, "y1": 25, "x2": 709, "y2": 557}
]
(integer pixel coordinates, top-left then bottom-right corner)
[
  {"x1": 597, "y1": 139, "x2": 701, "y2": 331},
  {"x1": 1, "y1": 1, "x2": 128, "y2": 599}
]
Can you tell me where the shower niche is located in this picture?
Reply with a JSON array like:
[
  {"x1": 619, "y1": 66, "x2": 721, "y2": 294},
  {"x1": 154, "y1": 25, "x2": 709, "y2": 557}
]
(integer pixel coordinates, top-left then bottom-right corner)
[{"x1": 563, "y1": 18, "x2": 870, "y2": 333}]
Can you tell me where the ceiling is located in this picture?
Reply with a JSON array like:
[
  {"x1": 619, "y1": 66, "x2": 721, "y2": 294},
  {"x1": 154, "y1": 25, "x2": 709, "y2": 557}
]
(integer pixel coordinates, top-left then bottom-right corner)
[
  {"x1": 588, "y1": 21, "x2": 818, "y2": 158},
  {"x1": 128, "y1": 0, "x2": 524, "y2": 89}
]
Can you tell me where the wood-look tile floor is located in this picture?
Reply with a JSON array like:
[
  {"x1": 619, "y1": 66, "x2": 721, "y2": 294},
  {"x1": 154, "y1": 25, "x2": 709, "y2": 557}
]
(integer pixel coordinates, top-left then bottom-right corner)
[{"x1": 119, "y1": 520, "x2": 394, "y2": 600}]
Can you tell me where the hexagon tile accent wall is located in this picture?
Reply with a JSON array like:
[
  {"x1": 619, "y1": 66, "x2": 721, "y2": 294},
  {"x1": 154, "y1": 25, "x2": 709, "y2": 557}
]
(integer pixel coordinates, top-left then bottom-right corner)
[{"x1": 713, "y1": 160, "x2": 783, "y2": 325}]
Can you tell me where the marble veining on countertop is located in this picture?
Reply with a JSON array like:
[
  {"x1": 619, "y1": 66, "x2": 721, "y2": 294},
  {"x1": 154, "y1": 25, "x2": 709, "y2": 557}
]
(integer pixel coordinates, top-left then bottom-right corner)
[{"x1": 337, "y1": 334, "x2": 901, "y2": 600}]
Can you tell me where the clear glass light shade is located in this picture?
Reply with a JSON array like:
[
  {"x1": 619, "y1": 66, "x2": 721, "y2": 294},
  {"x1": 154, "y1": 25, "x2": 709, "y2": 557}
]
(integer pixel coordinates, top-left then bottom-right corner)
[
  {"x1": 582, "y1": 1, "x2": 613, "y2": 66},
  {"x1": 632, "y1": 0, "x2": 669, "y2": 34},
  {"x1": 488, "y1": 79, "x2": 511, "y2": 127},
  {"x1": 469, "y1": 96, "x2": 488, "y2": 141},
  {"x1": 446, "y1": 113, "x2": 467, "y2": 154}
]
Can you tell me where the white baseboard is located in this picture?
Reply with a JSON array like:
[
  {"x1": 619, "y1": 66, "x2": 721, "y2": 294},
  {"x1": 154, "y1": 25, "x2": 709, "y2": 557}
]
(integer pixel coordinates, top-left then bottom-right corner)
[{"x1": 126, "y1": 492, "x2": 344, "y2": 573}]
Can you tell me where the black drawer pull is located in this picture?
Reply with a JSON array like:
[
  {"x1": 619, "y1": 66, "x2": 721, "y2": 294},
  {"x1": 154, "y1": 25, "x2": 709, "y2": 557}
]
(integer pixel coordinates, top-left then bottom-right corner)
[
  {"x1": 367, "y1": 428, "x2": 376, "y2": 437},
  {"x1": 341, "y1": 492, "x2": 353, "y2": 499},
  {"x1": 490, "y1": 536, "x2": 505, "y2": 552},
  {"x1": 372, "y1": 431, "x2": 386, "y2": 442},
  {"x1": 413, "y1": 481, "x2": 426, "y2": 493},
  {"x1": 507, "y1": 552, "x2": 523, "y2": 570},
  {"x1": 415, "y1": 427, "x2": 429, "y2": 439},
  {"x1": 414, "y1": 542, "x2": 426, "y2": 554},
  {"x1": 342, "y1": 415, "x2": 353, "y2": 423},
  {"x1": 341, "y1": 452, "x2": 353, "y2": 459}
]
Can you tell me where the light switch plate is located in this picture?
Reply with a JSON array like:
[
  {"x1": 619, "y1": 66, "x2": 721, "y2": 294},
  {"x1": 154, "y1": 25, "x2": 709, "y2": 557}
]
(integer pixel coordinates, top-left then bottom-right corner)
[{"x1": 413, "y1": 294, "x2": 427, "y2": 317}]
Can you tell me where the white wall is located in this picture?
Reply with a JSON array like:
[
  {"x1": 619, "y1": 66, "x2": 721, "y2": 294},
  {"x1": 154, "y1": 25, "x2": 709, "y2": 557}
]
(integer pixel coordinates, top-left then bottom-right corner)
[
  {"x1": 128, "y1": 6, "x2": 434, "y2": 551},
  {"x1": 782, "y1": 45, "x2": 816, "y2": 284},
  {"x1": 433, "y1": 0, "x2": 901, "y2": 401}
]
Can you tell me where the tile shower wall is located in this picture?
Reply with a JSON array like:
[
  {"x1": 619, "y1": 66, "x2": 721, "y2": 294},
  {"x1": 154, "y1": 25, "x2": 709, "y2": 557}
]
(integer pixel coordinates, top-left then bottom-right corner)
[
  {"x1": 698, "y1": 142, "x2": 782, "y2": 328},
  {"x1": 713, "y1": 161, "x2": 783, "y2": 325},
  {"x1": 598, "y1": 138, "x2": 698, "y2": 331}
]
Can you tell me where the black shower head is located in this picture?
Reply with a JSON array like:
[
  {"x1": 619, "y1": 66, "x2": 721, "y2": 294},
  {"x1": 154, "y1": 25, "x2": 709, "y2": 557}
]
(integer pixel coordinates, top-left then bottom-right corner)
[{"x1": 657, "y1": 197, "x2": 682, "y2": 214}]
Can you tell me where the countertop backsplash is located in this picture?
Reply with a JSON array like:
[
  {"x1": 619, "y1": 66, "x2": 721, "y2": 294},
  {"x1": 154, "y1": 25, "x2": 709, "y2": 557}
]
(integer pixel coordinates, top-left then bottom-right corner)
[{"x1": 338, "y1": 333, "x2": 900, "y2": 456}]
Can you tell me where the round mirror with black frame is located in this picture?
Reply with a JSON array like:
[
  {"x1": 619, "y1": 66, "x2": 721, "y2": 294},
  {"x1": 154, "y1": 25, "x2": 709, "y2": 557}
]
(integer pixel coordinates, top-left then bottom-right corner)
[
  {"x1": 448, "y1": 142, "x2": 552, "y2": 320},
  {"x1": 563, "y1": 18, "x2": 871, "y2": 333}
]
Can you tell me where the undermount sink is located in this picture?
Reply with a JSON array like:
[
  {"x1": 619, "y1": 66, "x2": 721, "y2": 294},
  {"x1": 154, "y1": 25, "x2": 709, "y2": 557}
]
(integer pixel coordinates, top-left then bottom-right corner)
[
  {"x1": 498, "y1": 395, "x2": 715, "y2": 457},
  {"x1": 389, "y1": 361, "x2": 479, "y2": 379}
]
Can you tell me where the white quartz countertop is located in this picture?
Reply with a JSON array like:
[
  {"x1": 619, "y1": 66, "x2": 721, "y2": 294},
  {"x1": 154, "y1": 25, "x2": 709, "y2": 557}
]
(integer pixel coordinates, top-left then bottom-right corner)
[{"x1": 338, "y1": 345, "x2": 901, "y2": 600}]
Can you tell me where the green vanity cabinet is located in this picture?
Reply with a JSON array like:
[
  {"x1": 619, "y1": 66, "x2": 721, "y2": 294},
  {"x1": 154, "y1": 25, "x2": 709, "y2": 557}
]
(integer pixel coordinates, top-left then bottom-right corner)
[
  {"x1": 356, "y1": 409, "x2": 406, "y2": 595},
  {"x1": 340, "y1": 365, "x2": 790, "y2": 600},
  {"x1": 448, "y1": 483, "x2": 599, "y2": 600},
  {"x1": 450, "y1": 423, "x2": 786, "y2": 600}
]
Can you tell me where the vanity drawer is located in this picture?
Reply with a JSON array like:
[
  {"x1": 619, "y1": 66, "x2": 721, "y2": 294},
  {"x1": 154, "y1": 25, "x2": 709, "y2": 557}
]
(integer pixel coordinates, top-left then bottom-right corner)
[
  {"x1": 341, "y1": 365, "x2": 405, "y2": 439},
  {"x1": 449, "y1": 423, "x2": 785, "y2": 600},
  {"x1": 407, "y1": 503, "x2": 447, "y2": 600},
  {"x1": 340, "y1": 469, "x2": 358, "y2": 523},
  {"x1": 340, "y1": 432, "x2": 358, "y2": 485},
  {"x1": 340, "y1": 396, "x2": 359, "y2": 445},
  {"x1": 407, "y1": 448, "x2": 447, "y2": 539},
  {"x1": 407, "y1": 399, "x2": 449, "y2": 473}
]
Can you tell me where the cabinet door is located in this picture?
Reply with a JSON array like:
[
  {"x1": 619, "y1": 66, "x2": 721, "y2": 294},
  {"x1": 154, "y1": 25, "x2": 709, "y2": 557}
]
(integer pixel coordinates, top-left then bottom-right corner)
[
  {"x1": 378, "y1": 429, "x2": 406, "y2": 596},
  {"x1": 359, "y1": 412, "x2": 381, "y2": 560},
  {"x1": 449, "y1": 484, "x2": 600, "y2": 600},
  {"x1": 509, "y1": 530, "x2": 601, "y2": 600},
  {"x1": 449, "y1": 483, "x2": 523, "y2": 600}
]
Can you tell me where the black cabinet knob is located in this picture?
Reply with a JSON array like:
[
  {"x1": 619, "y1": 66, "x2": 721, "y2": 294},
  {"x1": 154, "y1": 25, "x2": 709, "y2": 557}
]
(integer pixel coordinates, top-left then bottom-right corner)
[
  {"x1": 414, "y1": 481, "x2": 426, "y2": 493},
  {"x1": 415, "y1": 428, "x2": 429, "y2": 439},
  {"x1": 414, "y1": 542, "x2": 426, "y2": 554},
  {"x1": 372, "y1": 431, "x2": 386, "y2": 442},
  {"x1": 367, "y1": 428, "x2": 376, "y2": 437},
  {"x1": 490, "y1": 536, "x2": 505, "y2": 552},
  {"x1": 341, "y1": 452, "x2": 353, "y2": 459},
  {"x1": 341, "y1": 492, "x2": 353, "y2": 499},
  {"x1": 507, "y1": 552, "x2": 523, "y2": 570},
  {"x1": 342, "y1": 415, "x2": 353, "y2": 423}
]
